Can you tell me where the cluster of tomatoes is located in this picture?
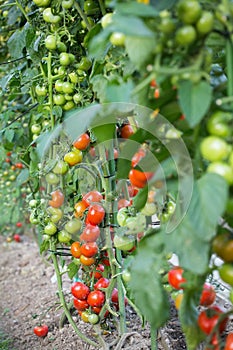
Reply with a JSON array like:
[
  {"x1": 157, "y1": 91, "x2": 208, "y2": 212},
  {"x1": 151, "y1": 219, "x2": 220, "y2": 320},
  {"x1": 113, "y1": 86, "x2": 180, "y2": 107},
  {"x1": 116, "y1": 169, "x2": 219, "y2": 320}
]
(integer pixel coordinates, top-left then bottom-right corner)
[
  {"x1": 168, "y1": 266, "x2": 233, "y2": 350},
  {"x1": 200, "y1": 110, "x2": 233, "y2": 185}
]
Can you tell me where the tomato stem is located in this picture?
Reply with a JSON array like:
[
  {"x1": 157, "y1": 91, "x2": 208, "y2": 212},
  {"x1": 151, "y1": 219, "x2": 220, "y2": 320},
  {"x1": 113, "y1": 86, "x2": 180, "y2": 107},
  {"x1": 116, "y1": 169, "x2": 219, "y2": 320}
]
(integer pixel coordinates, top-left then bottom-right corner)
[
  {"x1": 47, "y1": 52, "x2": 55, "y2": 129},
  {"x1": 98, "y1": 0, "x2": 106, "y2": 16},
  {"x1": 73, "y1": 1, "x2": 92, "y2": 31},
  {"x1": 226, "y1": 38, "x2": 233, "y2": 100},
  {"x1": 150, "y1": 327, "x2": 158, "y2": 350},
  {"x1": 15, "y1": 0, "x2": 30, "y2": 22}
]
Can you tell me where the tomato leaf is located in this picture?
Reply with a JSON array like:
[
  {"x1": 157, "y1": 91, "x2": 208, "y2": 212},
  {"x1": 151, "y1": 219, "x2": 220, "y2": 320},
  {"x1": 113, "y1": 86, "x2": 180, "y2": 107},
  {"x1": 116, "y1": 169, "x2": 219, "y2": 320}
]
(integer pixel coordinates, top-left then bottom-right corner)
[
  {"x1": 133, "y1": 185, "x2": 148, "y2": 210},
  {"x1": 115, "y1": 2, "x2": 159, "y2": 17},
  {"x1": 178, "y1": 80, "x2": 212, "y2": 127},
  {"x1": 16, "y1": 168, "x2": 29, "y2": 186},
  {"x1": 67, "y1": 262, "x2": 79, "y2": 280},
  {"x1": 150, "y1": 0, "x2": 177, "y2": 10},
  {"x1": 105, "y1": 80, "x2": 134, "y2": 103},
  {"x1": 129, "y1": 232, "x2": 170, "y2": 328},
  {"x1": 125, "y1": 36, "x2": 156, "y2": 70},
  {"x1": 109, "y1": 14, "x2": 154, "y2": 37}
]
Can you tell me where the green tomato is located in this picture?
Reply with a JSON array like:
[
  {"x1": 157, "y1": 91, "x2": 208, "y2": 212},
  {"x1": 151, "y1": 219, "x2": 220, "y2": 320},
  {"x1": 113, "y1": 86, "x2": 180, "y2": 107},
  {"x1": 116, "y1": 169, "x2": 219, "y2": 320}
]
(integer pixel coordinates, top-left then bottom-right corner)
[
  {"x1": 167, "y1": 201, "x2": 176, "y2": 215},
  {"x1": 141, "y1": 202, "x2": 157, "y2": 216},
  {"x1": 33, "y1": 0, "x2": 51, "y2": 6},
  {"x1": 200, "y1": 136, "x2": 229, "y2": 162},
  {"x1": 81, "y1": 16, "x2": 95, "y2": 29},
  {"x1": 160, "y1": 17, "x2": 176, "y2": 34},
  {"x1": 69, "y1": 72, "x2": 79, "y2": 84},
  {"x1": 52, "y1": 160, "x2": 69, "y2": 175},
  {"x1": 219, "y1": 263, "x2": 233, "y2": 286},
  {"x1": 84, "y1": 0, "x2": 99, "y2": 14},
  {"x1": 44, "y1": 222, "x2": 57, "y2": 235},
  {"x1": 113, "y1": 234, "x2": 135, "y2": 251},
  {"x1": 45, "y1": 172, "x2": 60, "y2": 185},
  {"x1": 88, "y1": 313, "x2": 99, "y2": 324},
  {"x1": 57, "y1": 41, "x2": 67, "y2": 52},
  {"x1": 207, "y1": 111, "x2": 232, "y2": 138},
  {"x1": 175, "y1": 25, "x2": 197, "y2": 45},
  {"x1": 62, "y1": 81, "x2": 74, "y2": 94},
  {"x1": 31, "y1": 124, "x2": 41, "y2": 135},
  {"x1": 43, "y1": 8, "x2": 61, "y2": 24},
  {"x1": 64, "y1": 218, "x2": 82, "y2": 234},
  {"x1": 101, "y1": 13, "x2": 113, "y2": 28},
  {"x1": 48, "y1": 207, "x2": 63, "y2": 223},
  {"x1": 45, "y1": 34, "x2": 57, "y2": 50},
  {"x1": 62, "y1": 101, "x2": 75, "y2": 111},
  {"x1": 30, "y1": 213, "x2": 39, "y2": 225},
  {"x1": 54, "y1": 80, "x2": 64, "y2": 93},
  {"x1": 53, "y1": 94, "x2": 66, "y2": 105},
  {"x1": 196, "y1": 11, "x2": 214, "y2": 35},
  {"x1": 62, "y1": 0, "x2": 74, "y2": 9},
  {"x1": 60, "y1": 52, "x2": 71, "y2": 66},
  {"x1": 122, "y1": 270, "x2": 131, "y2": 283},
  {"x1": 58, "y1": 230, "x2": 71, "y2": 243},
  {"x1": 110, "y1": 32, "x2": 126, "y2": 46},
  {"x1": 35, "y1": 85, "x2": 47, "y2": 96},
  {"x1": 125, "y1": 213, "x2": 146, "y2": 235},
  {"x1": 64, "y1": 94, "x2": 73, "y2": 101},
  {"x1": 73, "y1": 93, "x2": 83, "y2": 104},
  {"x1": 29, "y1": 199, "x2": 37, "y2": 208},
  {"x1": 177, "y1": 0, "x2": 201, "y2": 24},
  {"x1": 207, "y1": 162, "x2": 233, "y2": 185},
  {"x1": 117, "y1": 208, "x2": 128, "y2": 227},
  {"x1": 78, "y1": 57, "x2": 92, "y2": 71}
]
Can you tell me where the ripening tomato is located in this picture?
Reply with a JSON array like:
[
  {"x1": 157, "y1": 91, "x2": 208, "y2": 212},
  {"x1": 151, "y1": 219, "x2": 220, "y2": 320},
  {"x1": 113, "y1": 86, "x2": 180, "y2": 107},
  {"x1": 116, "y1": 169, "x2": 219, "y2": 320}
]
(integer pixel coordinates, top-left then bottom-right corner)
[
  {"x1": 33, "y1": 324, "x2": 49, "y2": 337},
  {"x1": 70, "y1": 241, "x2": 82, "y2": 258},
  {"x1": 129, "y1": 169, "x2": 153, "y2": 188},
  {"x1": 73, "y1": 298, "x2": 89, "y2": 311},
  {"x1": 74, "y1": 200, "x2": 87, "y2": 218},
  {"x1": 86, "y1": 204, "x2": 105, "y2": 225},
  {"x1": 73, "y1": 133, "x2": 90, "y2": 150},
  {"x1": 49, "y1": 189, "x2": 64, "y2": 208},
  {"x1": 80, "y1": 224, "x2": 100, "y2": 242},
  {"x1": 87, "y1": 290, "x2": 105, "y2": 307},
  {"x1": 131, "y1": 148, "x2": 146, "y2": 167},
  {"x1": 168, "y1": 267, "x2": 187, "y2": 289},
  {"x1": 64, "y1": 150, "x2": 83, "y2": 166},
  {"x1": 71, "y1": 282, "x2": 90, "y2": 300},
  {"x1": 121, "y1": 124, "x2": 134, "y2": 138},
  {"x1": 82, "y1": 190, "x2": 103, "y2": 207},
  {"x1": 94, "y1": 277, "x2": 109, "y2": 290},
  {"x1": 225, "y1": 333, "x2": 233, "y2": 350},
  {"x1": 80, "y1": 242, "x2": 98, "y2": 257},
  {"x1": 118, "y1": 198, "x2": 131, "y2": 210},
  {"x1": 198, "y1": 306, "x2": 228, "y2": 335},
  {"x1": 200, "y1": 283, "x2": 216, "y2": 306},
  {"x1": 92, "y1": 264, "x2": 105, "y2": 279},
  {"x1": 80, "y1": 255, "x2": 95, "y2": 266}
]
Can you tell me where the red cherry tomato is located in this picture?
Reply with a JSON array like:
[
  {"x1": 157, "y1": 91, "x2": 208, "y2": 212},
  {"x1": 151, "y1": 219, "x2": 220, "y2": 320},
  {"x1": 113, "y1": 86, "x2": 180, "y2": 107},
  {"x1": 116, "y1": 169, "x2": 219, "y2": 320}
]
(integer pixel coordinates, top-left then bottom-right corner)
[
  {"x1": 86, "y1": 204, "x2": 105, "y2": 225},
  {"x1": 70, "y1": 242, "x2": 81, "y2": 258},
  {"x1": 121, "y1": 124, "x2": 134, "y2": 138},
  {"x1": 200, "y1": 283, "x2": 216, "y2": 306},
  {"x1": 198, "y1": 306, "x2": 228, "y2": 335},
  {"x1": 73, "y1": 133, "x2": 90, "y2": 150},
  {"x1": 225, "y1": 333, "x2": 233, "y2": 350},
  {"x1": 94, "y1": 277, "x2": 110, "y2": 290},
  {"x1": 168, "y1": 267, "x2": 187, "y2": 290},
  {"x1": 71, "y1": 282, "x2": 90, "y2": 300},
  {"x1": 80, "y1": 255, "x2": 95, "y2": 266},
  {"x1": 91, "y1": 264, "x2": 105, "y2": 279},
  {"x1": 87, "y1": 290, "x2": 105, "y2": 307},
  {"x1": 73, "y1": 298, "x2": 89, "y2": 311},
  {"x1": 49, "y1": 190, "x2": 64, "y2": 208},
  {"x1": 82, "y1": 190, "x2": 103, "y2": 207},
  {"x1": 16, "y1": 222, "x2": 22, "y2": 228},
  {"x1": 33, "y1": 325, "x2": 49, "y2": 337},
  {"x1": 80, "y1": 224, "x2": 100, "y2": 242},
  {"x1": 118, "y1": 198, "x2": 131, "y2": 210},
  {"x1": 131, "y1": 148, "x2": 146, "y2": 167},
  {"x1": 13, "y1": 234, "x2": 21, "y2": 242},
  {"x1": 80, "y1": 242, "x2": 98, "y2": 257}
]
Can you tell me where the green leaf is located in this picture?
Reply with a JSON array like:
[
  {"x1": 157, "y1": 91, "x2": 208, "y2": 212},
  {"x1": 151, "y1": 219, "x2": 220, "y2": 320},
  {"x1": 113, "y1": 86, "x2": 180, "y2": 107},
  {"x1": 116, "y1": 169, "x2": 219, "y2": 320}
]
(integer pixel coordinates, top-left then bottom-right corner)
[
  {"x1": 105, "y1": 80, "x2": 134, "y2": 103},
  {"x1": 16, "y1": 168, "x2": 29, "y2": 186},
  {"x1": 115, "y1": 2, "x2": 159, "y2": 17},
  {"x1": 4, "y1": 129, "x2": 14, "y2": 142},
  {"x1": 165, "y1": 173, "x2": 228, "y2": 274},
  {"x1": 7, "y1": 29, "x2": 26, "y2": 59},
  {"x1": 125, "y1": 36, "x2": 156, "y2": 70},
  {"x1": 133, "y1": 185, "x2": 148, "y2": 210},
  {"x1": 67, "y1": 262, "x2": 79, "y2": 280},
  {"x1": 90, "y1": 75, "x2": 108, "y2": 102},
  {"x1": 150, "y1": 0, "x2": 177, "y2": 10},
  {"x1": 129, "y1": 233, "x2": 170, "y2": 328},
  {"x1": 178, "y1": 80, "x2": 212, "y2": 127},
  {"x1": 110, "y1": 14, "x2": 153, "y2": 37},
  {"x1": 88, "y1": 30, "x2": 111, "y2": 60}
]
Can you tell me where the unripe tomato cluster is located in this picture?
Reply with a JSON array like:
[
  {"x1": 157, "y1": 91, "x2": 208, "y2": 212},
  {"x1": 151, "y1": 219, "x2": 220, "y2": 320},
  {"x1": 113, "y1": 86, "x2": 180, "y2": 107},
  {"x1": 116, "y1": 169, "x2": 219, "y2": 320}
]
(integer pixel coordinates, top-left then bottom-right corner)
[{"x1": 200, "y1": 110, "x2": 233, "y2": 185}]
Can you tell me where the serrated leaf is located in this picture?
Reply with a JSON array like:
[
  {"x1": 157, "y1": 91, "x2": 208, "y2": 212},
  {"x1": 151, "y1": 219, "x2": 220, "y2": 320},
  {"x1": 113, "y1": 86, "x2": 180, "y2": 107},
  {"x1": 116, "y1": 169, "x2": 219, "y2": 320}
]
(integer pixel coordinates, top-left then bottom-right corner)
[
  {"x1": 129, "y1": 233, "x2": 170, "y2": 328},
  {"x1": 178, "y1": 80, "x2": 212, "y2": 127},
  {"x1": 88, "y1": 30, "x2": 112, "y2": 60},
  {"x1": 125, "y1": 36, "x2": 156, "y2": 70},
  {"x1": 115, "y1": 2, "x2": 158, "y2": 17},
  {"x1": 67, "y1": 262, "x2": 79, "y2": 280},
  {"x1": 16, "y1": 168, "x2": 29, "y2": 186}
]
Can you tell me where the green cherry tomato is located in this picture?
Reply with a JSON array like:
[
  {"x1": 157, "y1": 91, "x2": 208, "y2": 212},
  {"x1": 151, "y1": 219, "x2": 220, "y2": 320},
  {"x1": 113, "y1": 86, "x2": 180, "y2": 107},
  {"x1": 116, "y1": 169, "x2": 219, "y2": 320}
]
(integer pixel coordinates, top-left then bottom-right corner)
[
  {"x1": 78, "y1": 57, "x2": 92, "y2": 71},
  {"x1": 84, "y1": 0, "x2": 99, "y2": 14},
  {"x1": 207, "y1": 110, "x2": 232, "y2": 138},
  {"x1": 31, "y1": 124, "x2": 41, "y2": 134},
  {"x1": 122, "y1": 270, "x2": 131, "y2": 283},
  {"x1": 45, "y1": 172, "x2": 60, "y2": 185},
  {"x1": 64, "y1": 218, "x2": 82, "y2": 234},
  {"x1": 60, "y1": 53, "x2": 71, "y2": 66},
  {"x1": 62, "y1": 0, "x2": 74, "y2": 9},
  {"x1": 113, "y1": 234, "x2": 135, "y2": 251},
  {"x1": 141, "y1": 202, "x2": 157, "y2": 216},
  {"x1": 29, "y1": 199, "x2": 37, "y2": 208},
  {"x1": 219, "y1": 263, "x2": 233, "y2": 286},
  {"x1": 48, "y1": 207, "x2": 63, "y2": 223},
  {"x1": 30, "y1": 213, "x2": 39, "y2": 225},
  {"x1": 196, "y1": 11, "x2": 214, "y2": 35},
  {"x1": 160, "y1": 17, "x2": 176, "y2": 34},
  {"x1": 125, "y1": 213, "x2": 146, "y2": 235},
  {"x1": 64, "y1": 94, "x2": 73, "y2": 101},
  {"x1": 69, "y1": 72, "x2": 79, "y2": 84},
  {"x1": 110, "y1": 32, "x2": 126, "y2": 46},
  {"x1": 175, "y1": 25, "x2": 197, "y2": 45},
  {"x1": 54, "y1": 80, "x2": 64, "y2": 93},
  {"x1": 207, "y1": 162, "x2": 233, "y2": 185},
  {"x1": 81, "y1": 17, "x2": 95, "y2": 29},
  {"x1": 33, "y1": 0, "x2": 51, "y2": 6},
  {"x1": 43, "y1": 8, "x2": 61, "y2": 24},
  {"x1": 101, "y1": 13, "x2": 113, "y2": 28},
  {"x1": 117, "y1": 208, "x2": 128, "y2": 226},
  {"x1": 63, "y1": 101, "x2": 75, "y2": 111},
  {"x1": 88, "y1": 313, "x2": 99, "y2": 324},
  {"x1": 177, "y1": 0, "x2": 202, "y2": 24},
  {"x1": 57, "y1": 41, "x2": 67, "y2": 52},
  {"x1": 62, "y1": 82, "x2": 74, "y2": 94},
  {"x1": 35, "y1": 85, "x2": 47, "y2": 96},
  {"x1": 200, "y1": 136, "x2": 229, "y2": 162},
  {"x1": 73, "y1": 93, "x2": 83, "y2": 104},
  {"x1": 44, "y1": 222, "x2": 57, "y2": 235},
  {"x1": 52, "y1": 160, "x2": 69, "y2": 175},
  {"x1": 58, "y1": 230, "x2": 72, "y2": 243},
  {"x1": 53, "y1": 94, "x2": 66, "y2": 105},
  {"x1": 45, "y1": 35, "x2": 57, "y2": 50}
]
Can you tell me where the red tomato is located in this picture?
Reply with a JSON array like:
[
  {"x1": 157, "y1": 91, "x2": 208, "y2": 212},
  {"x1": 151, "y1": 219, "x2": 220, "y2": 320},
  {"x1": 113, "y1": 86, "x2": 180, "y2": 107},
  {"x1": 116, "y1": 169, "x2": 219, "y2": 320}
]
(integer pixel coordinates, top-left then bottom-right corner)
[
  {"x1": 86, "y1": 204, "x2": 105, "y2": 225},
  {"x1": 168, "y1": 267, "x2": 187, "y2": 289},
  {"x1": 13, "y1": 234, "x2": 21, "y2": 242},
  {"x1": 200, "y1": 283, "x2": 216, "y2": 306},
  {"x1": 70, "y1": 241, "x2": 81, "y2": 258},
  {"x1": 129, "y1": 169, "x2": 154, "y2": 188},
  {"x1": 82, "y1": 190, "x2": 103, "y2": 207},
  {"x1": 15, "y1": 162, "x2": 23, "y2": 169},
  {"x1": 80, "y1": 224, "x2": 100, "y2": 242},
  {"x1": 80, "y1": 242, "x2": 98, "y2": 257},
  {"x1": 80, "y1": 255, "x2": 95, "y2": 266},
  {"x1": 111, "y1": 288, "x2": 119, "y2": 304},
  {"x1": 6, "y1": 152, "x2": 12, "y2": 156},
  {"x1": 16, "y1": 222, "x2": 22, "y2": 228},
  {"x1": 198, "y1": 306, "x2": 228, "y2": 335},
  {"x1": 73, "y1": 133, "x2": 90, "y2": 150},
  {"x1": 118, "y1": 198, "x2": 131, "y2": 210},
  {"x1": 94, "y1": 277, "x2": 109, "y2": 290},
  {"x1": 91, "y1": 264, "x2": 105, "y2": 279},
  {"x1": 71, "y1": 282, "x2": 90, "y2": 300},
  {"x1": 87, "y1": 290, "x2": 105, "y2": 307},
  {"x1": 73, "y1": 298, "x2": 89, "y2": 311},
  {"x1": 225, "y1": 333, "x2": 233, "y2": 350},
  {"x1": 131, "y1": 148, "x2": 146, "y2": 167},
  {"x1": 121, "y1": 124, "x2": 134, "y2": 138},
  {"x1": 5, "y1": 157, "x2": 11, "y2": 163},
  {"x1": 33, "y1": 325, "x2": 49, "y2": 337}
]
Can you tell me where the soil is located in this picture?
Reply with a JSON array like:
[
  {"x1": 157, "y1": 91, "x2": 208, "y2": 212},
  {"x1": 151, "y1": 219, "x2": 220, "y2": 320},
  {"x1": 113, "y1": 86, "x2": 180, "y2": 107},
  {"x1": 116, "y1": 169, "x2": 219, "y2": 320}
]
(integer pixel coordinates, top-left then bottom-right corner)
[{"x1": 1, "y1": 232, "x2": 226, "y2": 350}]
